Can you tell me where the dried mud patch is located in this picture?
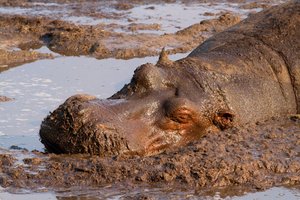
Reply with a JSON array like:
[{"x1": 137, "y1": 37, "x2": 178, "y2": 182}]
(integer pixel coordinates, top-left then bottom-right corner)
[
  {"x1": 0, "y1": 49, "x2": 53, "y2": 72},
  {"x1": 0, "y1": 12, "x2": 240, "y2": 65},
  {"x1": 0, "y1": 116, "x2": 299, "y2": 194},
  {"x1": 240, "y1": 2, "x2": 270, "y2": 10},
  {"x1": 0, "y1": 0, "x2": 282, "y2": 67},
  {"x1": 0, "y1": 95, "x2": 13, "y2": 102}
]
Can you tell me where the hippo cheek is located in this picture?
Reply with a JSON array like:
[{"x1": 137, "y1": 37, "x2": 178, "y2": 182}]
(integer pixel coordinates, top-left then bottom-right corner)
[{"x1": 114, "y1": 119, "x2": 154, "y2": 155}]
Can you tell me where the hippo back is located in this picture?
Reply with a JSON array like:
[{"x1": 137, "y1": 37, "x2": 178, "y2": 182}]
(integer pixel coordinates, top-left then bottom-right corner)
[
  {"x1": 189, "y1": 0, "x2": 300, "y2": 113},
  {"x1": 188, "y1": 1, "x2": 300, "y2": 122}
]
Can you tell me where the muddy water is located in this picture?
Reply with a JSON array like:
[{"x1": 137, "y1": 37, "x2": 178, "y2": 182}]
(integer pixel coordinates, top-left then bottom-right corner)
[
  {"x1": 0, "y1": 1, "x2": 263, "y2": 34},
  {"x1": 0, "y1": 185, "x2": 299, "y2": 199},
  {"x1": 126, "y1": 3, "x2": 260, "y2": 34}
]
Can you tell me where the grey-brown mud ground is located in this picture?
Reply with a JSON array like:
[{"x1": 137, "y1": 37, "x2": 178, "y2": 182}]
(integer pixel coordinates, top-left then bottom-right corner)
[
  {"x1": 0, "y1": 0, "x2": 280, "y2": 69},
  {"x1": 0, "y1": 13, "x2": 240, "y2": 64},
  {"x1": 0, "y1": 95, "x2": 12, "y2": 102},
  {"x1": 0, "y1": 0, "x2": 299, "y2": 198},
  {"x1": 0, "y1": 116, "x2": 299, "y2": 198}
]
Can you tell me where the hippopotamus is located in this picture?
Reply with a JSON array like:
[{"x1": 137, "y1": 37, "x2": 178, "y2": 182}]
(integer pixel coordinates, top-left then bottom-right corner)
[{"x1": 39, "y1": 1, "x2": 300, "y2": 156}]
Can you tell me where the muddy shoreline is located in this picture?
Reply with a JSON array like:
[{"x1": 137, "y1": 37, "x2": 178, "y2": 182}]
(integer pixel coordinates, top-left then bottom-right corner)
[
  {"x1": 0, "y1": 13, "x2": 240, "y2": 65},
  {"x1": 0, "y1": 95, "x2": 12, "y2": 102},
  {"x1": 0, "y1": 0, "x2": 279, "y2": 68}
]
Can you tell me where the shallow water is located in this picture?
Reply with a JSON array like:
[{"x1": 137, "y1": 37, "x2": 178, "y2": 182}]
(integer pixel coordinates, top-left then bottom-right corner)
[
  {"x1": 0, "y1": 1, "x2": 264, "y2": 34},
  {"x1": 0, "y1": 186, "x2": 299, "y2": 199},
  {"x1": 126, "y1": 3, "x2": 261, "y2": 34}
]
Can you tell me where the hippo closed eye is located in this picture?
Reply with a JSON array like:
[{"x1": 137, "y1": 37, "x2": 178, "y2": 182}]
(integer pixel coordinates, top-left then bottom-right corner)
[{"x1": 40, "y1": 1, "x2": 300, "y2": 156}]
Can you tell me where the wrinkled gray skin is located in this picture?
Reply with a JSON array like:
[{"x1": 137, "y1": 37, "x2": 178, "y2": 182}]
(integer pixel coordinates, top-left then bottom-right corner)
[{"x1": 40, "y1": 2, "x2": 300, "y2": 156}]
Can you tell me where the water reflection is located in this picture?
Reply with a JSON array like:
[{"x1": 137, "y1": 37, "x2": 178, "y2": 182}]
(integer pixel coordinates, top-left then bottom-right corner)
[{"x1": 1, "y1": 186, "x2": 299, "y2": 200}]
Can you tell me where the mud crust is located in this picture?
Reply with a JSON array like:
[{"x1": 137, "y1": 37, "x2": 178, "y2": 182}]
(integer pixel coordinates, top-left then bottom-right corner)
[
  {"x1": 0, "y1": 13, "x2": 240, "y2": 61},
  {"x1": 0, "y1": 49, "x2": 53, "y2": 72},
  {"x1": 0, "y1": 95, "x2": 13, "y2": 102},
  {"x1": 0, "y1": 116, "x2": 299, "y2": 195},
  {"x1": 0, "y1": 0, "x2": 281, "y2": 68}
]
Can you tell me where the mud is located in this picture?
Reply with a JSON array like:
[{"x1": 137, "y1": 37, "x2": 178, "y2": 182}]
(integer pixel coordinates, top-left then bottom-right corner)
[
  {"x1": 0, "y1": 13, "x2": 240, "y2": 62},
  {"x1": 0, "y1": 116, "x2": 299, "y2": 197},
  {"x1": 240, "y1": 2, "x2": 270, "y2": 10},
  {"x1": 0, "y1": 95, "x2": 13, "y2": 102},
  {"x1": 0, "y1": 0, "x2": 299, "y2": 198},
  {"x1": 0, "y1": 0, "x2": 281, "y2": 67},
  {"x1": 0, "y1": 49, "x2": 53, "y2": 72}
]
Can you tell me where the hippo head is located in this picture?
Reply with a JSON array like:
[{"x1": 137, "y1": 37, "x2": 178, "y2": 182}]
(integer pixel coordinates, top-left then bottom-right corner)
[{"x1": 40, "y1": 50, "x2": 234, "y2": 156}]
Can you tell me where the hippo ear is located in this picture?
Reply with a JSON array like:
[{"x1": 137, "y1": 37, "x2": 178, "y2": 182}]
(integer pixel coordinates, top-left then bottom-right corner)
[
  {"x1": 157, "y1": 47, "x2": 173, "y2": 66},
  {"x1": 213, "y1": 110, "x2": 235, "y2": 130}
]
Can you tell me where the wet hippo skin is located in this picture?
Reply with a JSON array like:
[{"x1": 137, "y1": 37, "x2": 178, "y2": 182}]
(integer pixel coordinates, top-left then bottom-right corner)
[{"x1": 39, "y1": 1, "x2": 300, "y2": 156}]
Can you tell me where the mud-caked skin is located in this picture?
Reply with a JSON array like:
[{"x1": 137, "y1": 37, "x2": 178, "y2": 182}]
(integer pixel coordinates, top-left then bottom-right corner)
[{"x1": 40, "y1": 2, "x2": 300, "y2": 156}]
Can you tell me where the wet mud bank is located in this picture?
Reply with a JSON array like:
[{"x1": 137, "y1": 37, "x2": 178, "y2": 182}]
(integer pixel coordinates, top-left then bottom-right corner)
[
  {"x1": 0, "y1": 116, "x2": 299, "y2": 195},
  {"x1": 0, "y1": 13, "x2": 240, "y2": 62},
  {"x1": 0, "y1": 49, "x2": 53, "y2": 71},
  {"x1": 0, "y1": 0, "x2": 280, "y2": 68},
  {"x1": 0, "y1": 95, "x2": 12, "y2": 102}
]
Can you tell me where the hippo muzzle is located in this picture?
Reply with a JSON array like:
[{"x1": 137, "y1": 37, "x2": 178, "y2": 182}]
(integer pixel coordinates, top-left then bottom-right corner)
[{"x1": 40, "y1": 95, "x2": 131, "y2": 156}]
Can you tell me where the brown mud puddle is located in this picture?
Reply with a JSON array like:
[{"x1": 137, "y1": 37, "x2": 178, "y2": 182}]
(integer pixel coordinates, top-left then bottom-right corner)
[{"x1": 0, "y1": 0, "x2": 299, "y2": 199}]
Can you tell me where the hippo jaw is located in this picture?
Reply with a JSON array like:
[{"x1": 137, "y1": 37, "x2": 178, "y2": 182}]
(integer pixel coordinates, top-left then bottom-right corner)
[{"x1": 40, "y1": 61, "x2": 235, "y2": 156}]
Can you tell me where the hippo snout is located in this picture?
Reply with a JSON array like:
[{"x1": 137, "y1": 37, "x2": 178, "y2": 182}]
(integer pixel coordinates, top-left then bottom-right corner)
[{"x1": 39, "y1": 94, "x2": 130, "y2": 156}]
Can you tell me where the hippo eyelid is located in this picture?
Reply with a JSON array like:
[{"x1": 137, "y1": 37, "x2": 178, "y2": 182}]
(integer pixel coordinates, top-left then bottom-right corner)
[{"x1": 167, "y1": 107, "x2": 194, "y2": 124}]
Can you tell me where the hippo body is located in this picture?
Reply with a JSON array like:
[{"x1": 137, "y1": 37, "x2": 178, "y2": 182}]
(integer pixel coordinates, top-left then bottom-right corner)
[{"x1": 40, "y1": 2, "x2": 300, "y2": 156}]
